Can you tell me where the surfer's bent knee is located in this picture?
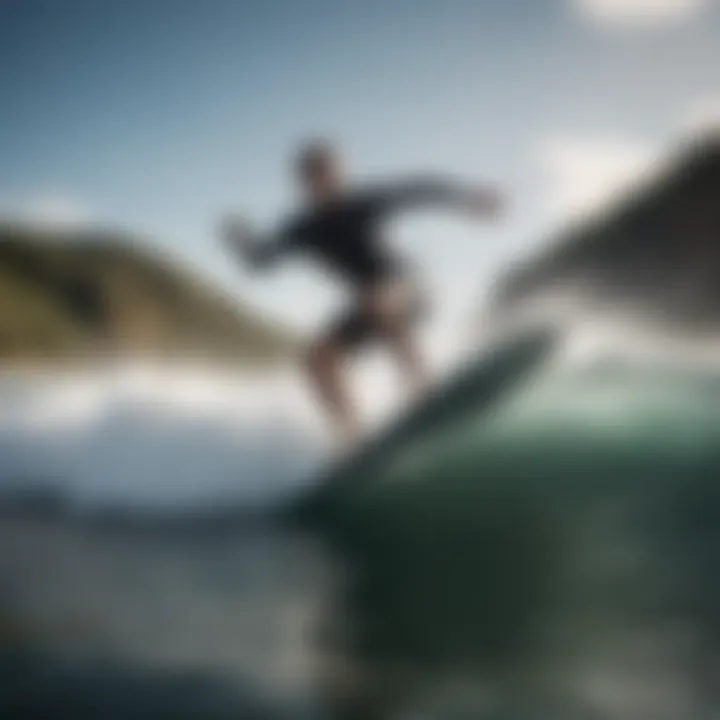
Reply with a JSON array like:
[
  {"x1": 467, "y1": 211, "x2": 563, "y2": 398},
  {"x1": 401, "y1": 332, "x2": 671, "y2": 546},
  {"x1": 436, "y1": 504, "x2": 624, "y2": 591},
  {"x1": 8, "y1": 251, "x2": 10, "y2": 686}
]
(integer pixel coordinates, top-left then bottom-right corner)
[{"x1": 305, "y1": 340, "x2": 342, "y2": 379}]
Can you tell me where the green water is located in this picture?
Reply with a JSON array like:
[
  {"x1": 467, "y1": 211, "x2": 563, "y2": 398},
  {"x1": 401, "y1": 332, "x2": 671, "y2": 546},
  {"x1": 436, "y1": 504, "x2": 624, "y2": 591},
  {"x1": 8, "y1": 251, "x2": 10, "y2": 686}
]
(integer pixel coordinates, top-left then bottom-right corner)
[{"x1": 298, "y1": 344, "x2": 720, "y2": 717}]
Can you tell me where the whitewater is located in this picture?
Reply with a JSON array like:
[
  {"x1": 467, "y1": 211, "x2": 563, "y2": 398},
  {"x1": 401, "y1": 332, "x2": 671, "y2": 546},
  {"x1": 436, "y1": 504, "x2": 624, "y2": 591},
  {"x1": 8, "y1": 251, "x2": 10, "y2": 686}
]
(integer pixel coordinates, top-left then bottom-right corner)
[{"x1": 0, "y1": 349, "x2": 447, "y2": 512}]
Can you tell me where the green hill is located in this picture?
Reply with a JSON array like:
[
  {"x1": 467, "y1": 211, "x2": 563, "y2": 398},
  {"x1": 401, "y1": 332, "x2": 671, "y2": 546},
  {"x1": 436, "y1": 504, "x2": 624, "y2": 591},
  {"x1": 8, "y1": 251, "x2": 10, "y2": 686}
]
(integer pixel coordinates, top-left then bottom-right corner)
[{"x1": 0, "y1": 225, "x2": 296, "y2": 363}]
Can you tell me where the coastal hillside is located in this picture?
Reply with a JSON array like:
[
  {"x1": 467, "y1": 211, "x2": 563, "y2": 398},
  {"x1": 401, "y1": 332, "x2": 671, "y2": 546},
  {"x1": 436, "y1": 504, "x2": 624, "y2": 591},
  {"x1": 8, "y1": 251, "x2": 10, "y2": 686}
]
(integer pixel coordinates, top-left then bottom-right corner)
[{"x1": 0, "y1": 226, "x2": 295, "y2": 363}]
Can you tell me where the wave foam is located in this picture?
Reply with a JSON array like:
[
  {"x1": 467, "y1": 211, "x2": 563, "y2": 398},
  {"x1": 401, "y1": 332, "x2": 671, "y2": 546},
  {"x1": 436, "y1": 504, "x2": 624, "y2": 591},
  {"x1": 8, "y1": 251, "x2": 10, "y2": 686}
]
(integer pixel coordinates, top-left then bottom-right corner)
[{"x1": 0, "y1": 362, "x2": 325, "y2": 513}]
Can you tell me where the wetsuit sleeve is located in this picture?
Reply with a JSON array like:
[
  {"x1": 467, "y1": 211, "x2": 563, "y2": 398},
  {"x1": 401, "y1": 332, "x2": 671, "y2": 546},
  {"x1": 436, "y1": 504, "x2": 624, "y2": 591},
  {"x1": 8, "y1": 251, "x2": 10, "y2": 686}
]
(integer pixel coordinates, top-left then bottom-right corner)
[
  {"x1": 239, "y1": 220, "x2": 303, "y2": 271},
  {"x1": 365, "y1": 178, "x2": 478, "y2": 216}
]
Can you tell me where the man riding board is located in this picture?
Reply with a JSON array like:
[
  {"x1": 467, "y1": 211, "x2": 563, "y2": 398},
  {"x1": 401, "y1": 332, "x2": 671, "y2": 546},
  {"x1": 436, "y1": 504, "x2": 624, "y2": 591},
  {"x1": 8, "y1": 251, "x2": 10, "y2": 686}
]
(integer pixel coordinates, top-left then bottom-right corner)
[{"x1": 223, "y1": 140, "x2": 504, "y2": 445}]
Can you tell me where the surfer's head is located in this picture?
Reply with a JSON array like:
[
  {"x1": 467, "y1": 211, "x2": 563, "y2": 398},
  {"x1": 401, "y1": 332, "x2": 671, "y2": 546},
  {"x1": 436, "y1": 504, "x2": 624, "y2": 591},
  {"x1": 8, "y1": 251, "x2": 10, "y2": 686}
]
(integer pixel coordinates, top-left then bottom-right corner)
[{"x1": 295, "y1": 139, "x2": 343, "y2": 204}]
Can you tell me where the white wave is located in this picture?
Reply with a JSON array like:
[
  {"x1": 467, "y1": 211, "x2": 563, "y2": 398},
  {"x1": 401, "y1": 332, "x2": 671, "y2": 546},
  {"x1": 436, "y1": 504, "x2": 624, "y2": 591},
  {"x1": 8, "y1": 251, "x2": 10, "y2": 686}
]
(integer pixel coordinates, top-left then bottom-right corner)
[{"x1": 0, "y1": 361, "x2": 328, "y2": 513}]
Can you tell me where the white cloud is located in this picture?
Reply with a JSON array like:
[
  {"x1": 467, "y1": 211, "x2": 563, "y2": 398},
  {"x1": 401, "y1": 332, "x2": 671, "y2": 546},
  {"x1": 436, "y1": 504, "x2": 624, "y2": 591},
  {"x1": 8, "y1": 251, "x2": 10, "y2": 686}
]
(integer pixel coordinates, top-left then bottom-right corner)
[
  {"x1": 0, "y1": 193, "x2": 96, "y2": 232},
  {"x1": 540, "y1": 136, "x2": 657, "y2": 221},
  {"x1": 575, "y1": 0, "x2": 708, "y2": 26}
]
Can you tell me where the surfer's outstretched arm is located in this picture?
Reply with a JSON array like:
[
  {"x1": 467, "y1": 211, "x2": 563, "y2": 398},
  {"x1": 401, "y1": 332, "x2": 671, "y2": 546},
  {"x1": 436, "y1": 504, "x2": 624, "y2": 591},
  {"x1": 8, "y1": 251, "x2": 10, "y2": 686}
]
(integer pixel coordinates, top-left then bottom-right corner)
[
  {"x1": 220, "y1": 216, "x2": 298, "y2": 271},
  {"x1": 368, "y1": 177, "x2": 504, "y2": 219}
]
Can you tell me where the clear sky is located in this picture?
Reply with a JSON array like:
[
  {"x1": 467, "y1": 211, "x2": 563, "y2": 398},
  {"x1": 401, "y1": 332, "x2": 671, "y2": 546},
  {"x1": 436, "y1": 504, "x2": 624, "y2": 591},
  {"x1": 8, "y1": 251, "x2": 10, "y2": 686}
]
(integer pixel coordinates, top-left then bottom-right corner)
[{"x1": 1, "y1": 0, "x2": 719, "y2": 340}]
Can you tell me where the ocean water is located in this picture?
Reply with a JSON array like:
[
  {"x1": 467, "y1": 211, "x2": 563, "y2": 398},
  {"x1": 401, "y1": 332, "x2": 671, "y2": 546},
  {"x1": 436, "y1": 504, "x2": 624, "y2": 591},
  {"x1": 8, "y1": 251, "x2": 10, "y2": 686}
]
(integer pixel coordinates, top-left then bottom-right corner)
[
  {"x1": 1, "y1": 339, "x2": 720, "y2": 719},
  {"x1": 0, "y1": 362, "x2": 336, "y2": 718}
]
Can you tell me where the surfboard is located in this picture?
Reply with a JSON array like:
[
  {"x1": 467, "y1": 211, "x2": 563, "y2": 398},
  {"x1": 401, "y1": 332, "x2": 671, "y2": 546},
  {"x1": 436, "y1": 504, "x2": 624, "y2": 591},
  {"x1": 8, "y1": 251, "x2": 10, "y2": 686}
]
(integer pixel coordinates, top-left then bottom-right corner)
[{"x1": 285, "y1": 325, "x2": 558, "y2": 527}]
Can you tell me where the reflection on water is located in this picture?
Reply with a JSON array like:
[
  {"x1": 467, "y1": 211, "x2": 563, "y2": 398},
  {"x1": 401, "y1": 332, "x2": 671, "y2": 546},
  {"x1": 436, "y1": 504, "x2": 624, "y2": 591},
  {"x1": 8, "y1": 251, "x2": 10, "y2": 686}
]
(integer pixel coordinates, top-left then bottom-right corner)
[{"x1": 0, "y1": 512, "x2": 330, "y2": 718}]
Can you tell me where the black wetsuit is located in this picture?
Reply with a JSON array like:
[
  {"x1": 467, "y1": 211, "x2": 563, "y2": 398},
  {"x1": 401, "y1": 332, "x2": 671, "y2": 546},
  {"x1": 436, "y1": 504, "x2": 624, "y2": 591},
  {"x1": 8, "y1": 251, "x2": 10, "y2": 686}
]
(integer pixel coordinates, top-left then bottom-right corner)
[{"x1": 249, "y1": 178, "x2": 473, "y2": 348}]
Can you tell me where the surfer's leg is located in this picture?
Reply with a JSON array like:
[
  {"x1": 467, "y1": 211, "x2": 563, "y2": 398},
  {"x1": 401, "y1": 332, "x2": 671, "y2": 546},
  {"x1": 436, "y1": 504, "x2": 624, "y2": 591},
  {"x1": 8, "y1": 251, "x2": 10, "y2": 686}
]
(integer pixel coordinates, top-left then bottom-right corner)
[
  {"x1": 365, "y1": 279, "x2": 429, "y2": 401},
  {"x1": 387, "y1": 326, "x2": 428, "y2": 400},
  {"x1": 310, "y1": 302, "x2": 388, "y2": 445},
  {"x1": 306, "y1": 335, "x2": 360, "y2": 444}
]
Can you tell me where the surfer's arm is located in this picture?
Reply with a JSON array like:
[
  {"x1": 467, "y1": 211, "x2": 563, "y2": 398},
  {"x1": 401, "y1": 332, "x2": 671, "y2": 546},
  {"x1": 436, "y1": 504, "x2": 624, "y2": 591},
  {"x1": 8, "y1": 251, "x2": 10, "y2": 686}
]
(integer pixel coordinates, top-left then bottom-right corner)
[
  {"x1": 221, "y1": 216, "x2": 299, "y2": 271},
  {"x1": 368, "y1": 178, "x2": 504, "y2": 219}
]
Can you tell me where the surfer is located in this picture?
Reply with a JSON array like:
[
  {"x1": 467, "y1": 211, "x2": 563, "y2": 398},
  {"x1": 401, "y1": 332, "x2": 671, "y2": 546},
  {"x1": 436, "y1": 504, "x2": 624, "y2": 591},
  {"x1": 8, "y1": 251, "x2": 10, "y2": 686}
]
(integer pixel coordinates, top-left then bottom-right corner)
[{"x1": 223, "y1": 140, "x2": 504, "y2": 444}]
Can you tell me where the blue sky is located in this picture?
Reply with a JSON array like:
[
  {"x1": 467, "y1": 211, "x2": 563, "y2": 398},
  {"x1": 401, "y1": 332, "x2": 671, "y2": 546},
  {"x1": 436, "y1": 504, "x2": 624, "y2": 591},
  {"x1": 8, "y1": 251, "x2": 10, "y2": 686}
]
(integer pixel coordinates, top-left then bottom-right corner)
[{"x1": 1, "y1": 0, "x2": 719, "y2": 338}]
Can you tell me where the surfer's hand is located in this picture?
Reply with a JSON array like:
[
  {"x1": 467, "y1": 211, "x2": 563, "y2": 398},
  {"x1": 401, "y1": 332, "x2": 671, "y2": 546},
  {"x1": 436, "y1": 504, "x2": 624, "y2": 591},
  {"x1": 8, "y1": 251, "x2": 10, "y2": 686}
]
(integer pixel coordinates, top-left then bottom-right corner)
[
  {"x1": 219, "y1": 214, "x2": 255, "y2": 262},
  {"x1": 467, "y1": 187, "x2": 504, "y2": 220}
]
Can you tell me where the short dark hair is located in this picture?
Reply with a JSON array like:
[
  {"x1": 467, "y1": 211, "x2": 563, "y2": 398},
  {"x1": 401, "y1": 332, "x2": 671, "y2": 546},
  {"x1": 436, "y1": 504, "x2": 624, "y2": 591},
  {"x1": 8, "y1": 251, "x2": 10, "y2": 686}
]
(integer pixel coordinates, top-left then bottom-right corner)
[{"x1": 296, "y1": 139, "x2": 335, "y2": 179}]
